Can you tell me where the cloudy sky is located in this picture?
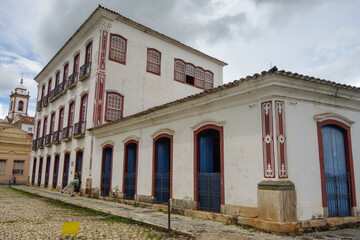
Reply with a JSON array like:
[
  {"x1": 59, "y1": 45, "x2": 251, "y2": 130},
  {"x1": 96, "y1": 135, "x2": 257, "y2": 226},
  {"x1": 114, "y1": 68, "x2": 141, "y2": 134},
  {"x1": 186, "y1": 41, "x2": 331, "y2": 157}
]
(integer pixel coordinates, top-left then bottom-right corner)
[{"x1": 0, "y1": 0, "x2": 360, "y2": 119}]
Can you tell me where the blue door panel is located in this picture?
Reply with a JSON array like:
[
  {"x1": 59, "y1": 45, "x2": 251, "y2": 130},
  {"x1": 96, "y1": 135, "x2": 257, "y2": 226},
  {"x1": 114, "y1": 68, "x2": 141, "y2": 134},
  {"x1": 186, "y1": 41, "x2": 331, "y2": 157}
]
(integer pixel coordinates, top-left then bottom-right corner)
[{"x1": 155, "y1": 139, "x2": 170, "y2": 204}]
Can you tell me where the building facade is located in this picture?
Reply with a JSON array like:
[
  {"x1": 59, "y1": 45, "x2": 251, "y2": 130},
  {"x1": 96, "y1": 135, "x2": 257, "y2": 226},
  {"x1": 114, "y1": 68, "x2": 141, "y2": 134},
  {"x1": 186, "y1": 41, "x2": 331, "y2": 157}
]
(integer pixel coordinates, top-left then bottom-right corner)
[
  {"x1": 30, "y1": 6, "x2": 226, "y2": 191},
  {"x1": 0, "y1": 122, "x2": 32, "y2": 185},
  {"x1": 89, "y1": 67, "x2": 360, "y2": 232}
]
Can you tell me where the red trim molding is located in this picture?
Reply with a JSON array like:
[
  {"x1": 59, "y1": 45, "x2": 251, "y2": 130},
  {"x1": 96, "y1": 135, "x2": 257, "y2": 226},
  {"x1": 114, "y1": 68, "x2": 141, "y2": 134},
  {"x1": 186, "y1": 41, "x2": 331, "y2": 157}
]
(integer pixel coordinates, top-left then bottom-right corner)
[
  {"x1": 122, "y1": 140, "x2": 139, "y2": 195},
  {"x1": 275, "y1": 101, "x2": 287, "y2": 178},
  {"x1": 317, "y1": 119, "x2": 356, "y2": 208},
  {"x1": 261, "y1": 101, "x2": 275, "y2": 178},
  {"x1": 193, "y1": 124, "x2": 224, "y2": 204},
  {"x1": 152, "y1": 134, "x2": 173, "y2": 199}
]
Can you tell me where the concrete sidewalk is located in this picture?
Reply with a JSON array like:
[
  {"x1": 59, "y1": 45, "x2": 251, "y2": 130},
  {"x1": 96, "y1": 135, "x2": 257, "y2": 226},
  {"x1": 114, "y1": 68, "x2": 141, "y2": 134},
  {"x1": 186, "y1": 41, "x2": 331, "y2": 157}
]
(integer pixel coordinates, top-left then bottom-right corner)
[{"x1": 11, "y1": 185, "x2": 360, "y2": 240}]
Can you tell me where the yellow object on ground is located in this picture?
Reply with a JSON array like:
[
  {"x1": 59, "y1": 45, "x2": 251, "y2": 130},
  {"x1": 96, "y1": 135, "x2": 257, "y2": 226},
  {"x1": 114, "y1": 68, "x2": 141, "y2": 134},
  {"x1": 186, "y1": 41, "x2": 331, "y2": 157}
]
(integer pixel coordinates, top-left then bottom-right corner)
[{"x1": 62, "y1": 222, "x2": 80, "y2": 234}]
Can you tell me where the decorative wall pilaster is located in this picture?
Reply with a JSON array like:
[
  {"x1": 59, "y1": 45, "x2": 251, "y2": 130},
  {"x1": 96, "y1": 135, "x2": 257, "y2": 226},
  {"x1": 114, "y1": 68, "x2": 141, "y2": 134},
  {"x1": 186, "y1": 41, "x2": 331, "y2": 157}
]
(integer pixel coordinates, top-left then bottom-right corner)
[
  {"x1": 261, "y1": 101, "x2": 275, "y2": 178},
  {"x1": 275, "y1": 101, "x2": 287, "y2": 178}
]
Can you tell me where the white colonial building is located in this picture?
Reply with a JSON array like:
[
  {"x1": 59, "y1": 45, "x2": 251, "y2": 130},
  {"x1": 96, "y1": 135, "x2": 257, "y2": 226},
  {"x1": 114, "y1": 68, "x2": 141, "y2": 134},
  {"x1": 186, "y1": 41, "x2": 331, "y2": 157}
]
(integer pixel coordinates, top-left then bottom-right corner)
[
  {"x1": 30, "y1": 6, "x2": 360, "y2": 234},
  {"x1": 30, "y1": 6, "x2": 225, "y2": 192}
]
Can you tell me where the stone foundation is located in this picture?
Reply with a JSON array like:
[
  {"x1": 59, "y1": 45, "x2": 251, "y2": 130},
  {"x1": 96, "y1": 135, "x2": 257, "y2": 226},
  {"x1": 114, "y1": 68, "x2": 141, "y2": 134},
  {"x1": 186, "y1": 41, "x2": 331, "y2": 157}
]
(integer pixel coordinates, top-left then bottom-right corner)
[
  {"x1": 222, "y1": 204, "x2": 258, "y2": 218},
  {"x1": 257, "y1": 180, "x2": 297, "y2": 222}
]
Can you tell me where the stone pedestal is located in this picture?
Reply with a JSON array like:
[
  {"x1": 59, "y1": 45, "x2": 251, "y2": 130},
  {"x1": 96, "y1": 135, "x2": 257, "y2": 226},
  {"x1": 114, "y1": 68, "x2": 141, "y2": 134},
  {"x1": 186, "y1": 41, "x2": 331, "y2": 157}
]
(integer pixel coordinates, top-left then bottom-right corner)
[{"x1": 257, "y1": 180, "x2": 297, "y2": 222}]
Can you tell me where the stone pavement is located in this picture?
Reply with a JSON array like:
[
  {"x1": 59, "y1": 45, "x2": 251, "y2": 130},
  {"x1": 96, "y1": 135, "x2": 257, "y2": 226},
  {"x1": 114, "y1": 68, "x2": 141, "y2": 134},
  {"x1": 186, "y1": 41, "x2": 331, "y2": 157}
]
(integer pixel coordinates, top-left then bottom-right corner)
[{"x1": 7, "y1": 185, "x2": 360, "y2": 240}]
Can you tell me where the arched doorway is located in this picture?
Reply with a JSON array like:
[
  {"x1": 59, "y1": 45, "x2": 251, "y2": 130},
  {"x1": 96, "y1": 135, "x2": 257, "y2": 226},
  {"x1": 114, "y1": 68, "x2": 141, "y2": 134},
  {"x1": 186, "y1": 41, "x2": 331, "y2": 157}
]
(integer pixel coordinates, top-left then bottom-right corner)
[
  {"x1": 194, "y1": 125, "x2": 224, "y2": 213},
  {"x1": 52, "y1": 155, "x2": 60, "y2": 189},
  {"x1": 101, "y1": 146, "x2": 113, "y2": 196},
  {"x1": 62, "y1": 153, "x2": 70, "y2": 188},
  {"x1": 153, "y1": 136, "x2": 172, "y2": 204},
  {"x1": 44, "y1": 156, "x2": 51, "y2": 188},
  {"x1": 31, "y1": 158, "x2": 37, "y2": 186},
  {"x1": 317, "y1": 119, "x2": 356, "y2": 217},
  {"x1": 37, "y1": 157, "x2": 43, "y2": 187},
  {"x1": 123, "y1": 141, "x2": 138, "y2": 200}
]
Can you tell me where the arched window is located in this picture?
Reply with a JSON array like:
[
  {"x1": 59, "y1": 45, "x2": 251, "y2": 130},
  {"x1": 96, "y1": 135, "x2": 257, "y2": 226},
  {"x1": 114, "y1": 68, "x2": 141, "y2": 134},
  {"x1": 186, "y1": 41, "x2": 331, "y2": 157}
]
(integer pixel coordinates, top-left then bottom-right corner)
[
  {"x1": 85, "y1": 42, "x2": 92, "y2": 63},
  {"x1": 50, "y1": 112, "x2": 56, "y2": 135},
  {"x1": 174, "y1": 59, "x2": 185, "y2": 83},
  {"x1": 204, "y1": 71, "x2": 213, "y2": 90},
  {"x1": 55, "y1": 71, "x2": 61, "y2": 87},
  {"x1": 109, "y1": 34, "x2": 127, "y2": 64},
  {"x1": 80, "y1": 94, "x2": 88, "y2": 122},
  {"x1": 58, "y1": 107, "x2": 64, "y2": 131},
  {"x1": 147, "y1": 49, "x2": 161, "y2": 75},
  {"x1": 47, "y1": 78, "x2": 52, "y2": 95},
  {"x1": 105, "y1": 92, "x2": 124, "y2": 122},
  {"x1": 186, "y1": 64, "x2": 195, "y2": 85},
  {"x1": 73, "y1": 53, "x2": 80, "y2": 73},
  {"x1": 68, "y1": 101, "x2": 75, "y2": 127},
  {"x1": 42, "y1": 116, "x2": 48, "y2": 137},
  {"x1": 195, "y1": 67, "x2": 204, "y2": 89},
  {"x1": 63, "y1": 64, "x2": 69, "y2": 81}
]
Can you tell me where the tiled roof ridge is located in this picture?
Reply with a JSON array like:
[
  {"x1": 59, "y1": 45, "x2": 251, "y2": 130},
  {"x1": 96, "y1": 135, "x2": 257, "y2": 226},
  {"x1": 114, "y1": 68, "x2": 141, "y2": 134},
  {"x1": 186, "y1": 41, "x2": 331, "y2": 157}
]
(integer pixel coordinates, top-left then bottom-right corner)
[
  {"x1": 89, "y1": 67, "x2": 359, "y2": 131},
  {"x1": 35, "y1": 5, "x2": 227, "y2": 80}
]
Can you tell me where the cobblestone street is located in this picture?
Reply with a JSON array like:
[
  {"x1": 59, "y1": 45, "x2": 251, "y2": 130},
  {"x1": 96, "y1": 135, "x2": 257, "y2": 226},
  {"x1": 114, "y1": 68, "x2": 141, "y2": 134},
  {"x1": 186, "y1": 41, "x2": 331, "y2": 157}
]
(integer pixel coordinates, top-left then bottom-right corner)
[
  {"x1": 1, "y1": 186, "x2": 360, "y2": 240},
  {"x1": 0, "y1": 187, "x2": 187, "y2": 240}
]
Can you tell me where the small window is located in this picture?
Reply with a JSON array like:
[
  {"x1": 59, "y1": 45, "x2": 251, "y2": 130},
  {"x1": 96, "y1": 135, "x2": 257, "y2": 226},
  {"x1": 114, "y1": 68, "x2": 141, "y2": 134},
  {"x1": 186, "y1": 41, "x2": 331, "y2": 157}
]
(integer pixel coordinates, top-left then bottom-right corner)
[
  {"x1": 63, "y1": 64, "x2": 69, "y2": 81},
  {"x1": 109, "y1": 34, "x2": 127, "y2": 64},
  {"x1": 204, "y1": 72, "x2": 213, "y2": 90},
  {"x1": 55, "y1": 71, "x2": 60, "y2": 87},
  {"x1": 0, "y1": 160, "x2": 6, "y2": 174},
  {"x1": 86, "y1": 42, "x2": 92, "y2": 63},
  {"x1": 18, "y1": 101, "x2": 24, "y2": 111},
  {"x1": 174, "y1": 60, "x2": 185, "y2": 83},
  {"x1": 105, "y1": 92, "x2": 124, "y2": 122},
  {"x1": 147, "y1": 49, "x2": 161, "y2": 75},
  {"x1": 186, "y1": 64, "x2": 195, "y2": 85},
  {"x1": 74, "y1": 54, "x2": 80, "y2": 73},
  {"x1": 195, "y1": 68, "x2": 204, "y2": 89},
  {"x1": 13, "y1": 160, "x2": 25, "y2": 175}
]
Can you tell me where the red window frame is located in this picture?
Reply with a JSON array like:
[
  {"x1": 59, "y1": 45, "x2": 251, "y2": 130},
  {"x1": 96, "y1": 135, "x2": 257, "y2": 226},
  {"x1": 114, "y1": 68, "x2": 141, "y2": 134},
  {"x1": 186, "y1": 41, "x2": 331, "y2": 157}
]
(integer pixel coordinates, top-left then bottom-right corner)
[
  {"x1": 173, "y1": 59, "x2": 214, "y2": 90},
  {"x1": 47, "y1": 78, "x2": 52, "y2": 96},
  {"x1": 146, "y1": 48, "x2": 161, "y2": 75},
  {"x1": 68, "y1": 101, "x2": 75, "y2": 127},
  {"x1": 58, "y1": 107, "x2": 64, "y2": 131},
  {"x1": 73, "y1": 53, "x2": 80, "y2": 73},
  {"x1": 55, "y1": 71, "x2": 60, "y2": 87},
  {"x1": 79, "y1": 94, "x2": 88, "y2": 122},
  {"x1": 63, "y1": 64, "x2": 69, "y2": 81},
  {"x1": 36, "y1": 120, "x2": 41, "y2": 139},
  {"x1": 50, "y1": 112, "x2": 56, "y2": 135},
  {"x1": 85, "y1": 42, "x2": 92, "y2": 63},
  {"x1": 109, "y1": 34, "x2": 127, "y2": 65},
  {"x1": 105, "y1": 92, "x2": 124, "y2": 122},
  {"x1": 42, "y1": 116, "x2": 48, "y2": 137}
]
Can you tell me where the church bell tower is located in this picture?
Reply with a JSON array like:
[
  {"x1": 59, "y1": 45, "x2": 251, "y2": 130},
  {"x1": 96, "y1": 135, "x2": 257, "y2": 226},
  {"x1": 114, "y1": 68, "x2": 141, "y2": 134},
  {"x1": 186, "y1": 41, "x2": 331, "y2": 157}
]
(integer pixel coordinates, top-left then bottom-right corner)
[{"x1": 8, "y1": 78, "x2": 30, "y2": 119}]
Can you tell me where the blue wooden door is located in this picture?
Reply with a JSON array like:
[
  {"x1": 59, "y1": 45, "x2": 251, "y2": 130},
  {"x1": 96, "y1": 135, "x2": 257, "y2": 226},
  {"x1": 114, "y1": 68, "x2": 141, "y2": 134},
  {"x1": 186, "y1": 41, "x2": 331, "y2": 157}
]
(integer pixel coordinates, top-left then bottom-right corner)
[
  {"x1": 52, "y1": 156, "x2": 59, "y2": 189},
  {"x1": 62, "y1": 154, "x2": 70, "y2": 188},
  {"x1": 198, "y1": 130, "x2": 221, "y2": 212},
  {"x1": 44, "y1": 157, "x2": 51, "y2": 188},
  {"x1": 125, "y1": 143, "x2": 137, "y2": 200},
  {"x1": 37, "y1": 158, "x2": 43, "y2": 187},
  {"x1": 322, "y1": 125, "x2": 350, "y2": 217},
  {"x1": 76, "y1": 151, "x2": 82, "y2": 173},
  {"x1": 101, "y1": 147, "x2": 112, "y2": 196},
  {"x1": 155, "y1": 138, "x2": 170, "y2": 204}
]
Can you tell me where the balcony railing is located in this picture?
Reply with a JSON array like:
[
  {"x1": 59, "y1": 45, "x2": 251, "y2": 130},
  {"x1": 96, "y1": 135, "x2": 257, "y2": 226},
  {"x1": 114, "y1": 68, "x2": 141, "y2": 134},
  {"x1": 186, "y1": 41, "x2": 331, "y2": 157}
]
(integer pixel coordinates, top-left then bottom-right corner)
[
  {"x1": 67, "y1": 72, "x2": 78, "y2": 89},
  {"x1": 52, "y1": 130, "x2": 60, "y2": 144},
  {"x1": 44, "y1": 134, "x2": 51, "y2": 146},
  {"x1": 32, "y1": 139, "x2": 38, "y2": 150},
  {"x1": 61, "y1": 126, "x2": 73, "y2": 141},
  {"x1": 49, "y1": 81, "x2": 67, "y2": 102},
  {"x1": 73, "y1": 121, "x2": 86, "y2": 138},
  {"x1": 37, "y1": 137, "x2": 44, "y2": 148},
  {"x1": 43, "y1": 95, "x2": 49, "y2": 107},
  {"x1": 79, "y1": 62, "x2": 91, "y2": 81},
  {"x1": 37, "y1": 99, "x2": 42, "y2": 111}
]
